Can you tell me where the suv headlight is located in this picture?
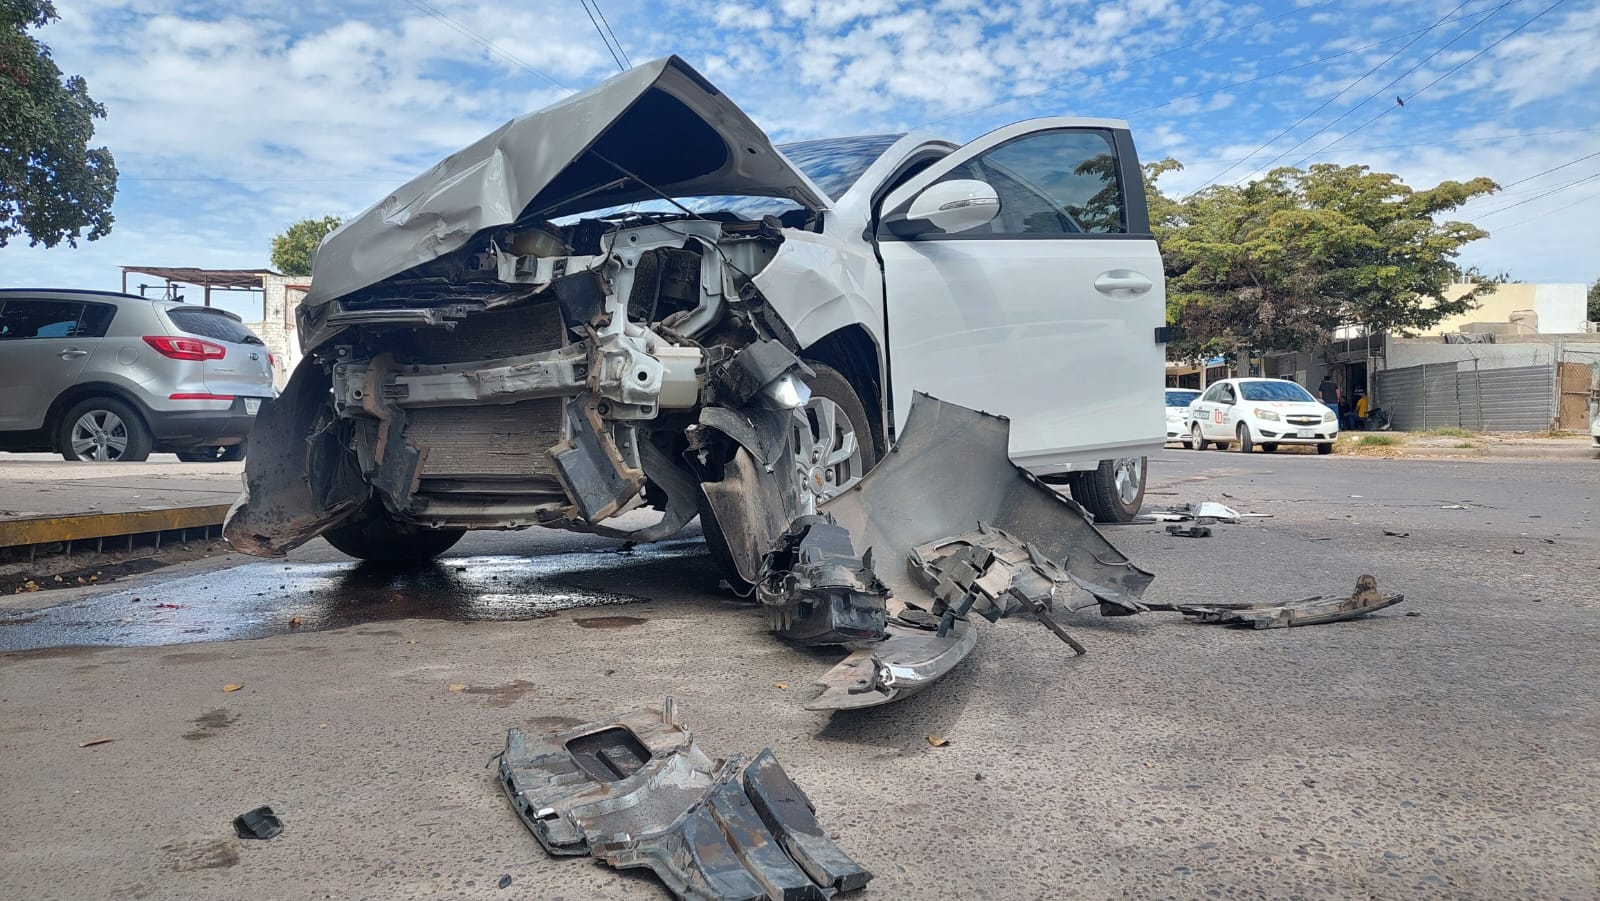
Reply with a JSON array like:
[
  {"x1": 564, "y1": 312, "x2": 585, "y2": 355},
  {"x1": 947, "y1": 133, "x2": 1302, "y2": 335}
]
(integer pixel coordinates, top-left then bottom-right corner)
[
  {"x1": 1323, "y1": 410, "x2": 1337, "y2": 423},
  {"x1": 1253, "y1": 408, "x2": 1280, "y2": 421}
]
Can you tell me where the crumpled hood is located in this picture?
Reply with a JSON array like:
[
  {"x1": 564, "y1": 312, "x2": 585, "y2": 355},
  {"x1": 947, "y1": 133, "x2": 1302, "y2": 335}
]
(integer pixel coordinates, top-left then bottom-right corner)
[{"x1": 305, "y1": 55, "x2": 830, "y2": 307}]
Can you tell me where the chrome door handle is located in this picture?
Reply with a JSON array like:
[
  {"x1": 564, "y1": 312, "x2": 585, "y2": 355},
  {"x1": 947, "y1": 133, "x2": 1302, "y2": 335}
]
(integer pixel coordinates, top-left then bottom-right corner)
[
  {"x1": 57, "y1": 348, "x2": 89, "y2": 359},
  {"x1": 1094, "y1": 271, "x2": 1153, "y2": 295}
]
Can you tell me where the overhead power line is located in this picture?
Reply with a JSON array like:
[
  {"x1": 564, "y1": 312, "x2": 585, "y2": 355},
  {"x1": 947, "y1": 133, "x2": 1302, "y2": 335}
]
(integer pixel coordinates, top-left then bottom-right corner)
[
  {"x1": 916, "y1": 0, "x2": 1336, "y2": 130},
  {"x1": 403, "y1": 0, "x2": 569, "y2": 91},
  {"x1": 1496, "y1": 148, "x2": 1600, "y2": 189},
  {"x1": 1293, "y1": 0, "x2": 1573, "y2": 165},
  {"x1": 1171, "y1": 128, "x2": 1600, "y2": 165},
  {"x1": 1472, "y1": 169, "x2": 1600, "y2": 218},
  {"x1": 1188, "y1": 0, "x2": 1476, "y2": 194},
  {"x1": 590, "y1": 0, "x2": 631, "y2": 68},
  {"x1": 580, "y1": 0, "x2": 628, "y2": 72}
]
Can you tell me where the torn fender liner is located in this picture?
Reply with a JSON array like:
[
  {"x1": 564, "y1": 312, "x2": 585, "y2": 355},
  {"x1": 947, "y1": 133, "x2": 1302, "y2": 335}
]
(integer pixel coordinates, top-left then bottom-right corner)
[
  {"x1": 497, "y1": 702, "x2": 870, "y2": 900},
  {"x1": 802, "y1": 393, "x2": 1154, "y2": 710},
  {"x1": 223, "y1": 360, "x2": 366, "y2": 556},
  {"x1": 1179, "y1": 574, "x2": 1404, "y2": 629}
]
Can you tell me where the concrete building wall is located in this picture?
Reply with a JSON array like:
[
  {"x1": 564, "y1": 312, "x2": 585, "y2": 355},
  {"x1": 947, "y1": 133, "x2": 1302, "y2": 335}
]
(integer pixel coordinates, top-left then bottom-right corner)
[
  {"x1": 244, "y1": 275, "x2": 310, "y2": 388},
  {"x1": 1422, "y1": 283, "x2": 1588, "y2": 336}
]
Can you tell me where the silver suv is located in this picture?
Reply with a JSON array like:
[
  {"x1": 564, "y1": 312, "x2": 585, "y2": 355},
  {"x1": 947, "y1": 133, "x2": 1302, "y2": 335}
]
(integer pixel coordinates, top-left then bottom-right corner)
[{"x1": 0, "y1": 289, "x2": 276, "y2": 462}]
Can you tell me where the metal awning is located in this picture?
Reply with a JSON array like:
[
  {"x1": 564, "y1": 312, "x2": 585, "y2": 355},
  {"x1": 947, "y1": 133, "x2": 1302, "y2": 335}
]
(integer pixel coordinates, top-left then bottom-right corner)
[{"x1": 120, "y1": 267, "x2": 279, "y2": 306}]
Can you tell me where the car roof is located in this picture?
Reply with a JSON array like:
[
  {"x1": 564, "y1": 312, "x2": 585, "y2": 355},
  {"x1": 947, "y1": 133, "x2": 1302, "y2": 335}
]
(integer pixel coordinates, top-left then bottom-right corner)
[{"x1": 0, "y1": 287, "x2": 148, "y2": 302}]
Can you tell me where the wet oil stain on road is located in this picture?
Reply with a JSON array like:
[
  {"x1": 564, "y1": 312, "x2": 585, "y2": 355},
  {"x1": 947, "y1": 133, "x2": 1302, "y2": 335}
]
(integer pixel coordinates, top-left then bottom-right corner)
[{"x1": 0, "y1": 542, "x2": 709, "y2": 651}]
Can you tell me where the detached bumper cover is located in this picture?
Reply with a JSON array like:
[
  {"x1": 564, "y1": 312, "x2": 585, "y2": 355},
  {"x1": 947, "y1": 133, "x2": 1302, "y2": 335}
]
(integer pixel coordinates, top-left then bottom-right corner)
[{"x1": 497, "y1": 703, "x2": 870, "y2": 900}]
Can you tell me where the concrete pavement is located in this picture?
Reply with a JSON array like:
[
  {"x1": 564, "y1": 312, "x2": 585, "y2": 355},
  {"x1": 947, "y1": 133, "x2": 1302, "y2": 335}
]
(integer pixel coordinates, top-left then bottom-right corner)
[{"x1": 0, "y1": 452, "x2": 1596, "y2": 899}]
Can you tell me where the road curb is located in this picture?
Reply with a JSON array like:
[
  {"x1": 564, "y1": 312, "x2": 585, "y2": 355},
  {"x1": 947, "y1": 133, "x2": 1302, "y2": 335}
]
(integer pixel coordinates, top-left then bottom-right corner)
[{"x1": 0, "y1": 504, "x2": 232, "y2": 550}]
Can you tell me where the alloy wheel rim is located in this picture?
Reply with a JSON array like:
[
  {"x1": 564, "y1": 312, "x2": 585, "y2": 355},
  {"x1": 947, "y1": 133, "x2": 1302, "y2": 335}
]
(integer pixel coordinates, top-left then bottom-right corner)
[
  {"x1": 70, "y1": 410, "x2": 129, "y2": 462},
  {"x1": 1112, "y1": 456, "x2": 1143, "y2": 504},
  {"x1": 791, "y1": 395, "x2": 865, "y2": 514}
]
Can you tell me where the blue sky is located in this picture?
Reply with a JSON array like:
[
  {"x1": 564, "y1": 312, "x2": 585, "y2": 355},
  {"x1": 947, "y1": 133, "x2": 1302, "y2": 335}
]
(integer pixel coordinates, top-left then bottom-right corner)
[{"x1": 5, "y1": 0, "x2": 1598, "y2": 320}]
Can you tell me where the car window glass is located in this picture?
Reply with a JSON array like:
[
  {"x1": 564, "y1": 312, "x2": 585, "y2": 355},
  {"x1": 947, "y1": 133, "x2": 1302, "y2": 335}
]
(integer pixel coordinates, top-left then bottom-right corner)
[
  {"x1": 937, "y1": 130, "x2": 1125, "y2": 235},
  {"x1": 166, "y1": 307, "x2": 263, "y2": 345},
  {"x1": 0, "y1": 299, "x2": 86, "y2": 339},
  {"x1": 1239, "y1": 381, "x2": 1318, "y2": 402},
  {"x1": 1220, "y1": 386, "x2": 1236, "y2": 403},
  {"x1": 77, "y1": 302, "x2": 117, "y2": 338},
  {"x1": 1166, "y1": 390, "x2": 1198, "y2": 407}
]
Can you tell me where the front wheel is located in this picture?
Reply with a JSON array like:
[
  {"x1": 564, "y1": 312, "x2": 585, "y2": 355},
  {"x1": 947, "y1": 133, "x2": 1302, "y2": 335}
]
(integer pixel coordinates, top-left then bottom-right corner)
[
  {"x1": 790, "y1": 363, "x2": 879, "y2": 513},
  {"x1": 321, "y1": 500, "x2": 465, "y2": 564},
  {"x1": 177, "y1": 442, "x2": 246, "y2": 463},
  {"x1": 1317, "y1": 442, "x2": 1334, "y2": 455},
  {"x1": 1236, "y1": 424, "x2": 1254, "y2": 453},
  {"x1": 1189, "y1": 424, "x2": 1208, "y2": 450},
  {"x1": 1070, "y1": 456, "x2": 1147, "y2": 523},
  {"x1": 1261, "y1": 443, "x2": 1279, "y2": 453}
]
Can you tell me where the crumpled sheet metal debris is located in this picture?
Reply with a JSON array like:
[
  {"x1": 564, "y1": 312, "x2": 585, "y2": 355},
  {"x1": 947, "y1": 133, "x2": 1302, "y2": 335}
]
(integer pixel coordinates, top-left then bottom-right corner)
[
  {"x1": 498, "y1": 702, "x2": 870, "y2": 900},
  {"x1": 795, "y1": 394, "x2": 1154, "y2": 710},
  {"x1": 1179, "y1": 575, "x2": 1403, "y2": 629}
]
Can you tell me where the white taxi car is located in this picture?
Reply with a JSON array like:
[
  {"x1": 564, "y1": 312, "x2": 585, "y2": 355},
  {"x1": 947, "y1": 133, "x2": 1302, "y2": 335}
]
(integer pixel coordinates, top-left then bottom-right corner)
[
  {"x1": 1165, "y1": 388, "x2": 1201, "y2": 446},
  {"x1": 1186, "y1": 378, "x2": 1338, "y2": 455}
]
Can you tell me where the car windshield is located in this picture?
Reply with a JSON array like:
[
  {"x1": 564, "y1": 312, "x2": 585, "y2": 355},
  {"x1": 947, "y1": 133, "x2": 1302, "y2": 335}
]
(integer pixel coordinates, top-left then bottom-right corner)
[
  {"x1": 1238, "y1": 381, "x2": 1317, "y2": 402},
  {"x1": 1165, "y1": 390, "x2": 1200, "y2": 407},
  {"x1": 590, "y1": 134, "x2": 904, "y2": 219}
]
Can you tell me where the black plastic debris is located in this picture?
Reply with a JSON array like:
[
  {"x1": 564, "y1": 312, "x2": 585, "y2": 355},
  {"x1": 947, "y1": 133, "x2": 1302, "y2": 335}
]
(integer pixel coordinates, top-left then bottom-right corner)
[
  {"x1": 1165, "y1": 525, "x2": 1213, "y2": 538},
  {"x1": 755, "y1": 516, "x2": 889, "y2": 644},
  {"x1": 232, "y1": 806, "x2": 283, "y2": 840},
  {"x1": 498, "y1": 700, "x2": 870, "y2": 900}
]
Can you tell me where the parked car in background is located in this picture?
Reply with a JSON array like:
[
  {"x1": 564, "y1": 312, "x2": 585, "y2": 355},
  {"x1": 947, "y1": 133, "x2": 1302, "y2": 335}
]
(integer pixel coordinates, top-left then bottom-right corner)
[
  {"x1": 0, "y1": 289, "x2": 275, "y2": 463},
  {"x1": 1590, "y1": 388, "x2": 1599, "y2": 447},
  {"x1": 1165, "y1": 388, "x2": 1201, "y2": 446},
  {"x1": 1186, "y1": 377, "x2": 1338, "y2": 454}
]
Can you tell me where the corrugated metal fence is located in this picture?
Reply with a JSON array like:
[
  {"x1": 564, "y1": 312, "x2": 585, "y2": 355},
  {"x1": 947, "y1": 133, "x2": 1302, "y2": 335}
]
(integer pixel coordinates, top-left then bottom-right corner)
[{"x1": 1376, "y1": 363, "x2": 1553, "y2": 431}]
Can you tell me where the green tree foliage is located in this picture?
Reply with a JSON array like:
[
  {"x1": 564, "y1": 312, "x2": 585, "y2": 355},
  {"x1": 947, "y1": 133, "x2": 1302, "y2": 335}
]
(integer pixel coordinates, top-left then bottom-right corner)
[
  {"x1": 270, "y1": 216, "x2": 342, "y2": 276},
  {"x1": 0, "y1": 1, "x2": 117, "y2": 248},
  {"x1": 1145, "y1": 161, "x2": 1499, "y2": 360},
  {"x1": 1588, "y1": 277, "x2": 1599, "y2": 324}
]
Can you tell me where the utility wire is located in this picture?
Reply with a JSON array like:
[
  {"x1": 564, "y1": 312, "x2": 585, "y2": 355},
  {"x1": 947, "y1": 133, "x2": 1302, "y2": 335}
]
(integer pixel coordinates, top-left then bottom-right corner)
[
  {"x1": 1129, "y1": 8, "x2": 1502, "y2": 118},
  {"x1": 580, "y1": 0, "x2": 627, "y2": 72},
  {"x1": 403, "y1": 0, "x2": 570, "y2": 90},
  {"x1": 1473, "y1": 170, "x2": 1600, "y2": 218},
  {"x1": 1173, "y1": 128, "x2": 1600, "y2": 165},
  {"x1": 1293, "y1": 0, "x2": 1571, "y2": 165},
  {"x1": 1496, "y1": 149, "x2": 1600, "y2": 189},
  {"x1": 1189, "y1": 0, "x2": 1476, "y2": 194},
  {"x1": 590, "y1": 0, "x2": 631, "y2": 68},
  {"x1": 916, "y1": 0, "x2": 1335, "y2": 130},
  {"x1": 1489, "y1": 184, "x2": 1600, "y2": 230},
  {"x1": 1247, "y1": 0, "x2": 1514, "y2": 178}
]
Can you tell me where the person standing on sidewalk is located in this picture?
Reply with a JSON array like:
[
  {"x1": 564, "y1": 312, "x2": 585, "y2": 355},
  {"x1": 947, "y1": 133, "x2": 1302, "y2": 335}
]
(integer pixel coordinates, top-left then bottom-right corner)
[{"x1": 1318, "y1": 375, "x2": 1342, "y2": 420}]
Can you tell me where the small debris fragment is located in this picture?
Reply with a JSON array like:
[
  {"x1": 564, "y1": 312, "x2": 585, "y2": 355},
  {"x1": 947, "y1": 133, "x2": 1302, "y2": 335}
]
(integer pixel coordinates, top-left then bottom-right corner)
[
  {"x1": 974, "y1": 772, "x2": 985, "y2": 782},
  {"x1": 1383, "y1": 530, "x2": 1409, "y2": 538},
  {"x1": 153, "y1": 602, "x2": 184, "y2": 609},
  {"x1": 1166, "y1": 525, "x2": 1212, "y2": 538},
  {"x1": 288, "y1": 616, "x2": 302, "y2": 627},
  {"x1": 233, "y1": 806, "x2": 283, "y2": 840},
  {"x1": 448, "y1": 684, "x2": 467, "y2": 692},
  {"x1": 497, "y1": 874, "x2": 513, "y2": 889},
  {"x1": 1512, "y1": 549, "x2": 1525, "y2": 555},
  {"x1": 79, "y1": 737, "x2": 116, "y2": 748},
  {"x1": 222, "y1": 683, "x2": 243, "y2": 692},
  {"x1": 1404, "y1": 611, "x2": 1423, "y2": 617},
  {"x1": 926, "y1": 736, "x2": 949, "y2": 747},
  {"x1": 774, "y1": 682, "x2": 788, "y2": 690}
]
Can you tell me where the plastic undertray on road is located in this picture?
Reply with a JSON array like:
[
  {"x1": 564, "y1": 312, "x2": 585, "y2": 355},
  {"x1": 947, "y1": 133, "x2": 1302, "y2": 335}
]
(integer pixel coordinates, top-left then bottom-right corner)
[{"x1": 497, "y1": 700, "x2": 870, "y2": 900}]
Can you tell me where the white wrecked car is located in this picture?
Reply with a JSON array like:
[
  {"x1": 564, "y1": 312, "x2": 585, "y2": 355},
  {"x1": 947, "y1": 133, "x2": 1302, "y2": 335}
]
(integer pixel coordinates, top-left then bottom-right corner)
[{"x1": 226, "y1": 56, "x2": 1168, "y2": 584}]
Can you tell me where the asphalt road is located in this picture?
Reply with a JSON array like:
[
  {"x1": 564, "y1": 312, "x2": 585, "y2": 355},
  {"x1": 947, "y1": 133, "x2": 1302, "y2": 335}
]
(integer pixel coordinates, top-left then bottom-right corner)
[{"x1": 1, "y1": 450, "x2": 1596, "y2": 899}]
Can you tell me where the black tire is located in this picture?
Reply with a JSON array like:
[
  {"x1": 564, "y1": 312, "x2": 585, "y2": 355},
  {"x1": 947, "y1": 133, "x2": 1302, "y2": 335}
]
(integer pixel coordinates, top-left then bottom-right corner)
[
  {"x1": 1236, "y1": 424, "x2": 1254, "y2": 453},
  {"x1": 701, "y1": 362, "x2": 878, "y2": 588},
  {"x1": 321, "y1": 500, "x2": 465, "y2": 564},
  {"x1": 1189, "y1": 424, "x2": 1208, "y2": 450},
  {"x1": 1317, "y1": 442, "x2": 1334, "y2": 455},
  {"x1": 177, "y1": 442, "x2": 246, "y2": 463},
  {"x1": 1261, "y1": 443, "x2": 1279, "y2": 453},
  {"x1": 1070, "y1": 457, "x2": 1148, "y2": 523},
  {"x1": 58, "y1": 397, "x2": 153, "y2": 463}
]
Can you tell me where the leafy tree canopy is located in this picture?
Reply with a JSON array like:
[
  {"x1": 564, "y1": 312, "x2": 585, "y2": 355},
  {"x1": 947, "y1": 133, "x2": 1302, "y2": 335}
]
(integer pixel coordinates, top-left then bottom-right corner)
[
  {"x1": 270, "y1": 215, "x2": 342, "y2": 276},
  {"x1": 0, "y1": 0, "x2": 118, "y2": 248},
  {"x1": 1146, "y1": 161, "x2": 1500, "y2": 360},
  {"x1": 1588, "y1": 277, "x2": 1599, "y2": 324}
]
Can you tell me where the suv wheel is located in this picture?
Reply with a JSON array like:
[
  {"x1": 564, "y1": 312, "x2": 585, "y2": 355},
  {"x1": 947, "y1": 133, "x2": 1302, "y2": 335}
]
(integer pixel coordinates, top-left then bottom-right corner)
[
  {"x1": 321, "y1": 500, "x2": 465, "y2": 564},
  {"x1": 177, "y1": 442, "x2": 246, "y2": 463},
  {"x1": 789, "y1": 364, "x2": 878, "y2": 514},
  {"x1": 1070, "y1": 456, "x2": 1147, "y2": 523},
  {"x1": 58, "y1": 398, "x2": 152, "y2": 463}
]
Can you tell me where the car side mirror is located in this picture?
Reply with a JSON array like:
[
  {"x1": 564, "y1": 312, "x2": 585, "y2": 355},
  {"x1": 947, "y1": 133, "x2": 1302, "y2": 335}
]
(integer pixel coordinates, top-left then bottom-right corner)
[{"x1": 885, "y1": 179, "x2": 1000, "y2": 238}]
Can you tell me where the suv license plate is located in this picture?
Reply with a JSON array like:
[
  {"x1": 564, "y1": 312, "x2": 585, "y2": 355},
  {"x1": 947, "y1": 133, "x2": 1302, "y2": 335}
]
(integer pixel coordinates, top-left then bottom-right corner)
[
  {"x1": 1295, "y1": 430, "x2": 1313, "y2": 438},
  {"x1": 245, "y1": 398, "x2": 261, "y2": 415}
]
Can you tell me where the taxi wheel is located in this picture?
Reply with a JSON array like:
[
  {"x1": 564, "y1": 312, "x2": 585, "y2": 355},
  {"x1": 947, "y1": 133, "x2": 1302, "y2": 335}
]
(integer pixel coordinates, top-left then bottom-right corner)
[
  {"x1": 1189, "y1": 424, "x2": 1208, "y2": 450},
  {"x1": 1236, "y1": 424, "x2": 1254, "y2": 453},
  {"x1": 1261, "y1": 443, "x2": 1279, "y2": 453},
  {"x1": 1317, "y1": 442, "x2": 1334, "y2": 455}
]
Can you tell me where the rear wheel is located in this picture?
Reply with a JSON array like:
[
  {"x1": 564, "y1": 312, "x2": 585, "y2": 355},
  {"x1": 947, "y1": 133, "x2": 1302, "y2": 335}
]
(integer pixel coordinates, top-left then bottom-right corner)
[
  {"x1": 177, "y1": 442, "x2": 246, "y2": 463},
  {"x1": 1189, "y1": 424, "x2": 1208, "y2": 450},
  {"x1": 1236, "y1": 424, "x2": 1254, "y2": 453},
  {"x1": 321, "y1": 500, "x2": 465, "y2": 564},
  {"x1": 1070, "y1": 456, "x2": 1147, "y2": 523},
  {"x1": 58, "y1": 398, "x2": 152, "y2": 463}
]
